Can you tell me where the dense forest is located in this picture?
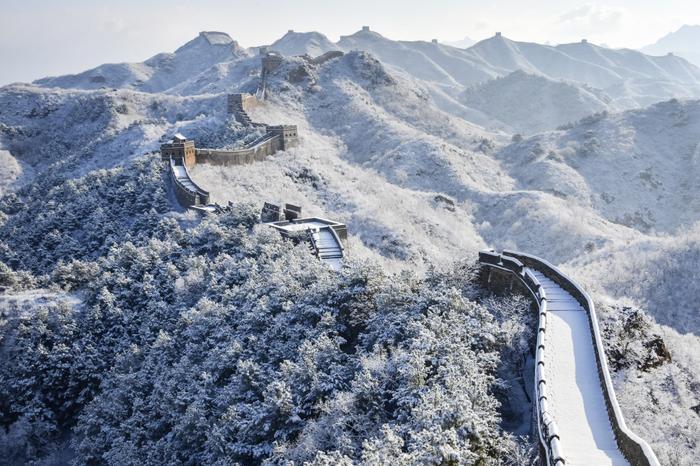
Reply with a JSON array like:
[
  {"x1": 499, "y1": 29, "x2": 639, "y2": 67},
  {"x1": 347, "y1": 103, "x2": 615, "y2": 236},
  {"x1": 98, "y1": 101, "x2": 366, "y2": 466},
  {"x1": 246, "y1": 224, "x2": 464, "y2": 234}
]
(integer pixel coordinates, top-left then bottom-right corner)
[{"x1": 0, "y1": 156, "x2": 537, "y2": 465}]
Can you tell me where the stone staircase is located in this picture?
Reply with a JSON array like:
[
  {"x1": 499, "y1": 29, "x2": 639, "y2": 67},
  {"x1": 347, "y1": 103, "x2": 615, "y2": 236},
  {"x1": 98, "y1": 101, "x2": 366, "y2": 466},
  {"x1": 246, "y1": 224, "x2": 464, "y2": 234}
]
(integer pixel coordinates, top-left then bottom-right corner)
[
  {"x1": 309, "y1": 227, "x2": 344, "y2": 269},
  {"x1": 228, "y1": 101, "x2": 254, "y2": 126}
]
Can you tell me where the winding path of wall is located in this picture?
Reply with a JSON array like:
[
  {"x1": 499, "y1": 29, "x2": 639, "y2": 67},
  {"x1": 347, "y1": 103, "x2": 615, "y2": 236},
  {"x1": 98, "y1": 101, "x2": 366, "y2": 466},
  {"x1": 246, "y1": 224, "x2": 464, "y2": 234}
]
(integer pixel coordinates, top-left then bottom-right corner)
[
  {"x1": 309, "y1": 227, "x2": 344, "y2": 269},
  {"x1": 168, "y1": 93, "x2": 297, "y2": 211},
  {"x1": 479, "y1": 250, "x2": 659, "y2": 466},
  {"x1": 165, "y1": 92, "x2": 342, "y2": 266},
  {"x1": 169, "y1": 157, "x2": 213, "y2": 210},
  {"x1": 195, "y1": 133, "x2": 281, "y2": 166},
  {"x1": 194, "y1": 94, "x2": 297, "y2": 167}
]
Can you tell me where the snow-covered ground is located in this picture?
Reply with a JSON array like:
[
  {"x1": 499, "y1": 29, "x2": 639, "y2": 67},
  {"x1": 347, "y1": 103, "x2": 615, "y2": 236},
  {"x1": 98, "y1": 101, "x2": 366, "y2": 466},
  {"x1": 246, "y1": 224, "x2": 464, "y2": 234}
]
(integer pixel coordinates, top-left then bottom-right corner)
[
  {"x1": 0, "y1": 147, "x2": 29, "y2": 193},
  {"x1": 0, "y1": 290, "x2": 80, "y2": 309},
  {"x1": 268, "y1": 31, "x2": 339, "y2": 57}
]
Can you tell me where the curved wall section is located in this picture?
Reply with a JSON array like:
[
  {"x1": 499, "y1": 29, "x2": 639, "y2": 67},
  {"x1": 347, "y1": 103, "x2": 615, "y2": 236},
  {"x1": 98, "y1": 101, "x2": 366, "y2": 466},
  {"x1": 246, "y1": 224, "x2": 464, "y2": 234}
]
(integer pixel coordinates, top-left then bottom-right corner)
[
  {"x1": 195, "y1": 134, "x2": 281, "y2": 166},
  {"x1": 479, "y1": 250, "x2": 660, "y2": 466},
  {"x1": 169, "y1": 157, "x2": 210, "y2": 208}
]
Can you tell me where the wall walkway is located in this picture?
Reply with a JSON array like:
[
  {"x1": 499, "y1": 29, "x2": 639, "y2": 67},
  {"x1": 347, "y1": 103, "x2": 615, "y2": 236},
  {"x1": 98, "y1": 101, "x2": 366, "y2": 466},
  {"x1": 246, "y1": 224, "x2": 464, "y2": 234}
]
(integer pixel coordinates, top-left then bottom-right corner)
[{"x1": 479, "y1": 250, "x2": 660, "y2": 466}]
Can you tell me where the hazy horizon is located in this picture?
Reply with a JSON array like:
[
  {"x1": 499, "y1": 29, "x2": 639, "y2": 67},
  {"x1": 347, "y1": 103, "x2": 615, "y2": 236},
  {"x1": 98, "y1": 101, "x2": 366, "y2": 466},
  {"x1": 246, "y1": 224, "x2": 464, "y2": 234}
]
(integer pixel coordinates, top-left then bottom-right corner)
[{"x1": 1, "y1": 0, "x2": 699, "y2": 85}]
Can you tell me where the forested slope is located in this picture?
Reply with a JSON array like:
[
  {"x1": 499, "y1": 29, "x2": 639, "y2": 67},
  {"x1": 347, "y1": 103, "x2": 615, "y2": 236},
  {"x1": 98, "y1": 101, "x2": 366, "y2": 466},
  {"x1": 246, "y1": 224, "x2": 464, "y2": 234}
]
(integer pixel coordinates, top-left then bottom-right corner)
[{"x1": 0, "y1": 157, "x2": 536, "y2": 465}]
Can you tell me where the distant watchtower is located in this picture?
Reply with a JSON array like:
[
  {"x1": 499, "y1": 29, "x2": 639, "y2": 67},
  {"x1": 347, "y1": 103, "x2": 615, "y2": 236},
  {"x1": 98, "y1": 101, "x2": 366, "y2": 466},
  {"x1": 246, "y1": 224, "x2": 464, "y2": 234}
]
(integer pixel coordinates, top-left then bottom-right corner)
[
  {"x1": 262, "y1": 51, "x2": 284, "y2": 73},
  {"x1": 259, "y1": 51, "x2": 284, "y2": 99},
  {"x1": 495, "y1": 32, "x2": 502, "y2": 37},
  {"x1": 362, "y1": 26, "x2": 370, "y2": 32},
  {"x1": 161, "y1": 134, "x2": 196, "y2": 168}
]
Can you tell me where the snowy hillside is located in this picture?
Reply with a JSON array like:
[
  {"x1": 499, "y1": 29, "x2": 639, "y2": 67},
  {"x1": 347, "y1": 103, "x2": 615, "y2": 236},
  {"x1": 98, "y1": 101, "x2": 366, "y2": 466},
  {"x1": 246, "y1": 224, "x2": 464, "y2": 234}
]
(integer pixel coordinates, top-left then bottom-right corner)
[
  {"x1": 496, "y1": 99, "x2": 700, "y2": 234},
  {"x1": 189, "y1": 51, "x2": 504, "y2": 268},
  {"x1": 642, "y1": 25, "x2": 700, "y2": 68},
  {"x1": 445, "y1": 36, "x2": 476, "y2": 49},
  {"x1": 461, "y1": 70, "x2": 613, "y2": 133},
  {"x1": 34, "y1": 31, "x2": 250, "y2": 93}
]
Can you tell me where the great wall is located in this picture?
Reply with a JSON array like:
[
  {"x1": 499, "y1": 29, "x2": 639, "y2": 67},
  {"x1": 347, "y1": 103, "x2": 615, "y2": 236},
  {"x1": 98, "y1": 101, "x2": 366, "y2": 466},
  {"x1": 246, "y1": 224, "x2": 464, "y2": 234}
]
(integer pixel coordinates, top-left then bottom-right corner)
[
  {"x1": 161, "y1": 50, "x2": 346, "y2": 267},
  {"x1": 480, "y1": 250, "x2": 660, "y2": 466},
  {"x1": 158, "y1": 43, "x2": 661, "y2": 464}
]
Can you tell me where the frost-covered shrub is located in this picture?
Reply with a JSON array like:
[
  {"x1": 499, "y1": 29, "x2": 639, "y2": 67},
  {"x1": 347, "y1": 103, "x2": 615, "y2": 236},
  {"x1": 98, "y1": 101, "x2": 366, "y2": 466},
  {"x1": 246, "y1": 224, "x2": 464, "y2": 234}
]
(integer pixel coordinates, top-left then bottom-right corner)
[
  {"x1": 601, "y1": 305, "x2": 671, "y2": 372},
  {"x1": 0, "y1": 260, "x2": 37, "y2": 290},
  {"x1": 0, "y1": 98, "x2": 536, "y2": 464},
  {"x1": 1, "y1": 204, "x2": 533, "y2": 465},
  {"x1": 0, "y1": 155, "x2": 169, "y2": 275}
]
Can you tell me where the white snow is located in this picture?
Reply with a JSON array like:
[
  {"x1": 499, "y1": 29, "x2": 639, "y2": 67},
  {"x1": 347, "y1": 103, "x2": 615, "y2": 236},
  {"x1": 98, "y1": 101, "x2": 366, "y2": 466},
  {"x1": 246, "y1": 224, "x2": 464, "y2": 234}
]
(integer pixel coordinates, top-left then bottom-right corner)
[
  {"x1": 311, "y1": 228, "x2": 344, "y2": 268},
  {"x1": 273, "y1": 220, "x2": 336, "y2": 231},
  {"x1": 0, "y1": 290, "x2": 81, "y2": 313},
  {"x1": 336, "y1": 29, "x2": 700, "y2": 117},
  {"x1": 34, "y1": 32, "x2": 248, "y2": 93},
  {"x1": 532, "y1": 270, "x2": 629, "y2": 466},
  {"x1": 172, "y1": 163, "x2": 205, "y2": 193},
  {"x1": 0, "y1": 148, "x2": 29, "y2": 193},
  {"x1": 2, "y1": 27, "x2": 700, "y2": 462}
]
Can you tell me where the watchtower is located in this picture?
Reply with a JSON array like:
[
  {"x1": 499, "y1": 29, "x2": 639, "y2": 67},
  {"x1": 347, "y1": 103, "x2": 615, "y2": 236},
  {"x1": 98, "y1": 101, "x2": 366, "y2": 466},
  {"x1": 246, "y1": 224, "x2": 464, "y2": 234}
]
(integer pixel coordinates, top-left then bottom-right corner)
[
  {"x1": 160, "y1": 134, "x2": 196, "y2": 168},
  {"x1": 262, "y1": 51, "x2": 284, "y2": 73},
  {"x1": 268, "y1": 125, "x2": 298, "y2": 150}
]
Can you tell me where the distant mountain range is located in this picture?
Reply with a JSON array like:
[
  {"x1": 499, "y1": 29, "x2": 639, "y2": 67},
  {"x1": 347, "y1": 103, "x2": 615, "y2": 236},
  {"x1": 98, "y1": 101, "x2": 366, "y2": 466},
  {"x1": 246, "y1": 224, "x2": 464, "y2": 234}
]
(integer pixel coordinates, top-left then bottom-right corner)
[
  {"x1": 271, "y1": 28, "x2": 700, "y2": 131},
  {"x1": 27, "y1": 27, "x2": 700, "y2": 135},
  {"x1": 641, "y1": 25, "x2": 700, "y2": 68}
]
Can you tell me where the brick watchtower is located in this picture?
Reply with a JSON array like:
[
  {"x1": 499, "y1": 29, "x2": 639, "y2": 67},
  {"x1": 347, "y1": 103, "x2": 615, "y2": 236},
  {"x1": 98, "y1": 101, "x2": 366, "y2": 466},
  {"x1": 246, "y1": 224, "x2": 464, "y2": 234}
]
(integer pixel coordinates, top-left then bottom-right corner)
[{"x1": 160, "y1": 134, "x2": 196, "y2": 168}]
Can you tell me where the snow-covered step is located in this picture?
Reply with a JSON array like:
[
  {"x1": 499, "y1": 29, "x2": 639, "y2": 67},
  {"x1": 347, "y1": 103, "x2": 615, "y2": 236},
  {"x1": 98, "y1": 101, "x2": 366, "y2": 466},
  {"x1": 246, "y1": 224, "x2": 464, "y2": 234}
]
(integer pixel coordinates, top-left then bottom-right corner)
[
  {"x1": 309, "y1": 228, "x2": 344, "y2": 268},
  {"x1": 547, "y1": 301, "x2": 585, "y2": 311}
]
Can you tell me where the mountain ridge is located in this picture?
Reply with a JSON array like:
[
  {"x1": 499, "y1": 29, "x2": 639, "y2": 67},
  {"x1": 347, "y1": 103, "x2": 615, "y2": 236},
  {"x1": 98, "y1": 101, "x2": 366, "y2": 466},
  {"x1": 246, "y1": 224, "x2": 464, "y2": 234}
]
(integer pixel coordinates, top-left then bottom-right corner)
[
  {"x1": 22, "y1": 28, "x2": 700, "y2": 125},
  {"x1": 641, "y1": 24, "x2": 700, "y2": 68}
]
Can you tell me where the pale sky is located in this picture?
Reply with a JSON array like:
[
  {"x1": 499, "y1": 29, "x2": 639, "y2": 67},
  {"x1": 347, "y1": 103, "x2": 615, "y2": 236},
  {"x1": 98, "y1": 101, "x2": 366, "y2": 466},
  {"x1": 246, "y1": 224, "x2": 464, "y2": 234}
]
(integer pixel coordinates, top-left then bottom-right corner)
[{"x1": 1, "y1": 0, "x2": 699, "y2": 85}]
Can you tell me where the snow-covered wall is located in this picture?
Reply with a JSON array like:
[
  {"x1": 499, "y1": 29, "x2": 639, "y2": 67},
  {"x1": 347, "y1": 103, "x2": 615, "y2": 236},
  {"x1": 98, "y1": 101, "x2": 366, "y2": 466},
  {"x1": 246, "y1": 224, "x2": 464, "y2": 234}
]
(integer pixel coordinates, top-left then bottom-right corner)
[{"x1": 480, "y1": 250, "x2": 660, "y2": 466}]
